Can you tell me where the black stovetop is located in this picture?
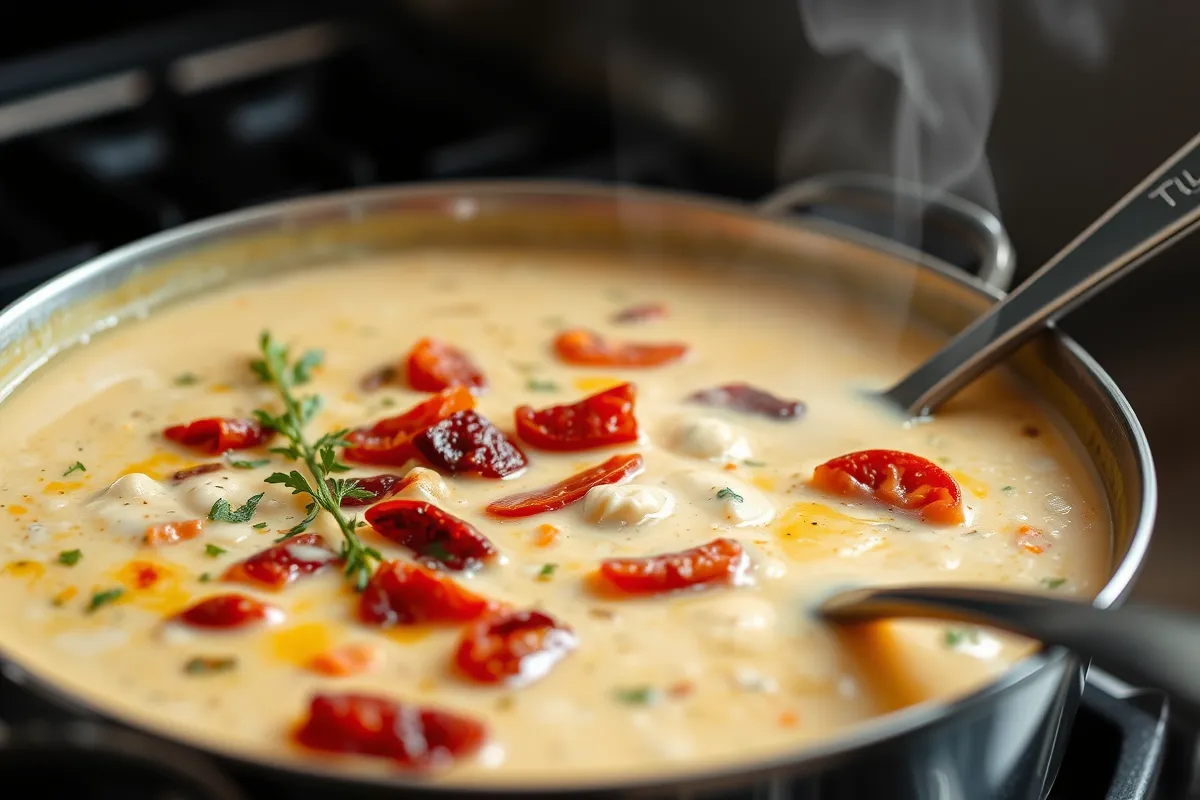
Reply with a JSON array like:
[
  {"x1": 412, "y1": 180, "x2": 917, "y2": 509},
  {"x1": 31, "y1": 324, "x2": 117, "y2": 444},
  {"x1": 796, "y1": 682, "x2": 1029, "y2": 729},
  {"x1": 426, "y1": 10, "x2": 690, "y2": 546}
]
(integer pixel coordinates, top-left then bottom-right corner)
[{"x1": 0, "y1": 6, "x2": 1191, "y2": 799}]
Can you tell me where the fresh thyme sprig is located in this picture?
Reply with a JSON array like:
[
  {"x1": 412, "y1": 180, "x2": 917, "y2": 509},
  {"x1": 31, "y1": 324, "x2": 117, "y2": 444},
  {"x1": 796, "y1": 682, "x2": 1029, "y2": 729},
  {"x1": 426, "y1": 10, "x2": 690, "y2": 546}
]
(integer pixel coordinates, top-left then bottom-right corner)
[{"x1": 250, "y1": 331, "x2": 379, "y2": 590}]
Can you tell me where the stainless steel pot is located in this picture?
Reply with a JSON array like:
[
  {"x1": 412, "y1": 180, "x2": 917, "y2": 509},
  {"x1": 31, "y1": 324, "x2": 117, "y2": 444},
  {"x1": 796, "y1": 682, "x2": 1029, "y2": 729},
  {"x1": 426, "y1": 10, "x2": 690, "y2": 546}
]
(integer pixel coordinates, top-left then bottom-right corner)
[{"x1": 0, "y1": 177, "x2": 1156, "y2": 800}]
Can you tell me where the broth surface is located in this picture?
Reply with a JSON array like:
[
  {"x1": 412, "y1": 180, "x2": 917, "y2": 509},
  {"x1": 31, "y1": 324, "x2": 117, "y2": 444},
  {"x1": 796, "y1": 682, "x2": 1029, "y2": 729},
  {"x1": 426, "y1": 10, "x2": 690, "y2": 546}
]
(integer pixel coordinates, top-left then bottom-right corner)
[{"x1": 0, "y1": 250, "x2": 1109, "y2": 784}]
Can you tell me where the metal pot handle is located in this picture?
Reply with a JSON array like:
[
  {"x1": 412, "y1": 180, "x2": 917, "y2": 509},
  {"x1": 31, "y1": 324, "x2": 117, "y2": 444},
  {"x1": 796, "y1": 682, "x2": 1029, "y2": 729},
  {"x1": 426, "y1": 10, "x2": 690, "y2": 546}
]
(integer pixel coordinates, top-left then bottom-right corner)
[{"x1": 757, "y1": 172, "x2": 1016, "y2": 292}]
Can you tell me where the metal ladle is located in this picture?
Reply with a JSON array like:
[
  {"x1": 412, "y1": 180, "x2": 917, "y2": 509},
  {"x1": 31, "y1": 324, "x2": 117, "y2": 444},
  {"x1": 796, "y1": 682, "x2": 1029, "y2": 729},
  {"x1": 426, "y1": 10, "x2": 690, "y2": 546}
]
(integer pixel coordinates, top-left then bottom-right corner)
[
  {"x1": 883, "y1": 129, "x2": 1200, "y2": 418},
  {"x1": 819, "y1": 584, "x2": 1200, "y2": 720}
]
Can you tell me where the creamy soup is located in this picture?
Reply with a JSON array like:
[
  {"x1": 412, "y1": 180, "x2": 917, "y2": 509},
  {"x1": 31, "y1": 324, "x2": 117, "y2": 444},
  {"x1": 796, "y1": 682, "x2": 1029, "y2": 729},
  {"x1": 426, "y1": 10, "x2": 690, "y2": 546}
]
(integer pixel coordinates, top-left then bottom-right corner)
[{"x1": 0, "y1": 250, "x2": 1109, "y2": 785}]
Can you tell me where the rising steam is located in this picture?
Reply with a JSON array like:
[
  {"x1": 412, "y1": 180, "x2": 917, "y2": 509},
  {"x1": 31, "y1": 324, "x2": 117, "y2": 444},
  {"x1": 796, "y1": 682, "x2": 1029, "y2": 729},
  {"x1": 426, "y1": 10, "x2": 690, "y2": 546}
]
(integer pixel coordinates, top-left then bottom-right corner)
[{"x1": 782, "y1": 0, "x2": 1124, "y2": 242}]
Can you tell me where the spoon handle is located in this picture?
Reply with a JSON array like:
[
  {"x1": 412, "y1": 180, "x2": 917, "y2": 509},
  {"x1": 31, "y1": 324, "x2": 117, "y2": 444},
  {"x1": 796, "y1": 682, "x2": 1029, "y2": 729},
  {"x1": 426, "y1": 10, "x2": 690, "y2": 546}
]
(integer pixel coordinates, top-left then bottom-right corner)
[
  {"x1": 822, "y1": 585, "x2": 1200, "y2": 720},
  {"x1": 886, "y1": 130, "x2": 1200, "y2": 418}
]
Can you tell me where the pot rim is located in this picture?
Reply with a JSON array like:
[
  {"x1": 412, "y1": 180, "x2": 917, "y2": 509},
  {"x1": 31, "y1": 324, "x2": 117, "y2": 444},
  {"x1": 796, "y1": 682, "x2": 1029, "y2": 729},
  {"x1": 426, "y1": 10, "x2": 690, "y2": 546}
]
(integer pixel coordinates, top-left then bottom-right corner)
[{"x1": 0, "y1": 179, "x2": 1158, "y2": 795}]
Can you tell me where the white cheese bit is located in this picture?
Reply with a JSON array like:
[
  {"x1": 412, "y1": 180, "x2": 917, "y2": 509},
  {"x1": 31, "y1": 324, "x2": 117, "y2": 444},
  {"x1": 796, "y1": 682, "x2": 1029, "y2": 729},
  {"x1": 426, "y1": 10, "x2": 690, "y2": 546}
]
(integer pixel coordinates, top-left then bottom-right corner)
[
  {"x1": 397, "y1": 467, "x2": 451, "y2": 504},
  {"x1": 180, "y1": 475, "x2": 244, "y2": 517},
  {"x1": 666, "y1": 470, "x2": 775, "y2": 528},
  {"x1": 477, "y1": 742, "x2": 507, "y2": 769},
  {"x1": 88, "y1": 473, "x2": 189, "y2": 539},
  {"x1": 686, "y1": 593, "x2": 776, "y2": 655},
  {"x1": 583, "y1": 484, "x2": 675, "y2": 527},
  {"x1": 285, "y1": 543, "x2": 338, "y2": 563},
  {"x1": 663, "y1": 414, "x2": 752, "y2": 462}
]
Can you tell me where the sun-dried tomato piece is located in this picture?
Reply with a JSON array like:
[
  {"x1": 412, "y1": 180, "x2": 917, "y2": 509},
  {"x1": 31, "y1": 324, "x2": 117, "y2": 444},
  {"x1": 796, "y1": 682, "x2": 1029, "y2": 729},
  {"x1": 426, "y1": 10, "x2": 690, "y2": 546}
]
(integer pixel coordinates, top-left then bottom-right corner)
[
  {"x1": 407, "y1": 337, "x2": 487, "y2": 394},
  {"x1": 486, "y1": 454, "x2": 644, "y2": 518},
  {"x1": 173, "y1": 593, "x2": 282, "y2": 630},
  {"x1": 171, "y1": 463, "x2": 224, "y2": 481},
  {"x1": 612, "y1": 302, "x2": 667, "y2": 324},
  {"x1": 294, "y1": 692, "x2": 487, "y2": 769},
  {"x1": 163, "y1": 418, "x2": 273, "y2": 454},
  {"x1": 454, "y1": 609, "x2": 577, "y2": 686},
  {"x1": 359, "y1": 560, "x2": 496, "y2": 627},
  {"x1": 334, "y1": 474, "x2": 407, "y2": 507},
  {"x1": 222, "y1": 534, "x2": 339, "y2": 591},
  {"x1": 365, "y1": 500, "x2": 497, "y2": 571},
  {"x1": 413, "y1": 409, "x2": 527, "y2": 479},
  {"x1": 144, "y1": 518, "x2": 205, "y2": 546},
  {"x1": 593, "y1": 538, "x2": 748, "y2": 596},
  {"x1": 687, "y1": 383, "x2": 805, "y2": 421},
  {"x1": 344, "y1": 387, "x2": 476, "y2": 466},
  {"x1": 811, "y1": 449, "x2": 965, "y2": 525},
  {"x1": 554, "y1": 328, "x2": 688, "y2": 368},
  {"x1": 515, "y1": 382, "x2": 638, "y2": 452}
]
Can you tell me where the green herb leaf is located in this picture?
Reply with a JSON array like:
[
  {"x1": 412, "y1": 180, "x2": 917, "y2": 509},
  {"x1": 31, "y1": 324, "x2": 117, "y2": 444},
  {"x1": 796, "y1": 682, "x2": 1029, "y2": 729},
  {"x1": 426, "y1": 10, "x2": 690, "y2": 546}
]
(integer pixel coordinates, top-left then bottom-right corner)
[
  {"x1": 208, "y1": 492, "x2": 265, "y2": 524},
  {"x1": 63, "y1": 461, "x2": 86, "y2": 477},
  {"x1": 291, "y1": 349, "x2": 324, "y2": 385},
  {"x1": 229, "y1": 458, "x2": 270, "y2": 470},
  {"x1": 199, "y1": 572, "x2": 212, "y2": 583},
  {"x1": 277, "y1": 501, "x2": 320, "y2": 540},
  {"x1": 716, "y1": 487, "x2": 744, "y2": 503},
  {"x1": 943, "y1": 627, "x2": 981, "y2": 649},
  {"x1": 204, "y1": 544, "x2": 227, "y2": 557},
  {"x1": 87, "y1": 588, "x2": 124, "y2": 613},
  {"x1": 57, "y1": 549, "x2": 82, "y2": 566},
  {"x1": 1041, "y1": 577, "x2": 1067, "y2": 589},
  {"x1": 526, "y1": 378, "x2": 559, "y2": 392},
  {"x1": 173, "y1": 372, "x2": 201, "y2": 386},
  {"x1": 252, "y1": 521, "x2": 268, "y2": 530},
  {"x1": 614, "y1": 686, "x2": 659, "y2": 705},
  {"x1": 537, "y1": 563, "x2": 557, "y2": 581},
  {"x1": 184, "y1": 656, "x2": 238, "y2": 675}
]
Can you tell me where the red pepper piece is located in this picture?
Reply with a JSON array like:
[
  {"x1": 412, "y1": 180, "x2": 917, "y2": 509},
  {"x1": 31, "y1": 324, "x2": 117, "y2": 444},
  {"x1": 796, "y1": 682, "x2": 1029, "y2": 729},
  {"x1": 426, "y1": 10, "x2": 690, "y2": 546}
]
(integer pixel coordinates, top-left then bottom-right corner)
[
  {"x1": 486, "y1": 454, "x2": 644, "y2": 518},
  {"x1": 454, "y1": 609, "x2": 577, "y2": 686},
  {"x1": 335, "y1": 474, "x2": 407, "y2": 507},
  {"x1": 365, "y1": 500, "x2": 497, "y2": 572},
  {"x1": 553, "y1": 328, "x2": 688, "y2": 368},
  {"x1": 514, "y1": 382, "x2": 638, "y2": 452},
  {"x1": 343, "y1": 387, "x2": 475, "y2": 466},
  {"x1": 412, "y1": 409, "x2": 527, "y2": 479},
  {"x1": 687, "y1": 383, "x2": 805, "y2": 421},
  {"x1": 407, "y1": 337, "x2": 487, "y2": 394},
  {"x1": 171, "y1": 463, "x2": 224, "y2": 481},
  {"x1": 593, "y1": 537, "x2": 748, "y2": 596},
  {"x1": 221, "y1": 534, "x2": 340, "y2": 591},
  {"x1": 294, "y1": 692, "x2": 487, "y2": 769},
  {"x1": 612, "y1": 302, "x2": 667, "y2": 324},
  {"x1": 163, "y1": 418, "x2": 273, "y2": 454},
  {"x1": 173, "y1": 593, "x2": 282, "y2": 630},
  {"x1": 359, "y1": 560, "x2": 496, "y2": 627},
  {"x1": 811, "y1": 449, "x2": 965, "y2": 525}
]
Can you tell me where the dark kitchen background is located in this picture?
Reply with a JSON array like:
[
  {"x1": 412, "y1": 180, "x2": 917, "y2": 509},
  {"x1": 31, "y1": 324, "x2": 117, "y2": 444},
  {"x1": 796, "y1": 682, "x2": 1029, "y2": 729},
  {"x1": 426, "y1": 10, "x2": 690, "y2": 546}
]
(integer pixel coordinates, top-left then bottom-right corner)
[{"x1": 0, "y1": 1, "x2": 1197, "y2": 797}]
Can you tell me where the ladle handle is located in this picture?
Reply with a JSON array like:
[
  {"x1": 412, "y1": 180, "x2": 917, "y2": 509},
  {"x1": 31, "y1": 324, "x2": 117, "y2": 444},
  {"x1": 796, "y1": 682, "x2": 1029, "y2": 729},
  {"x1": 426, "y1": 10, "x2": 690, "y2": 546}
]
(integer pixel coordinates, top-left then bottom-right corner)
[
  {"x1": 821, "y1": 585, "x2": 1200, "y2": 722},
  {"x1": 885, "y1": 130, "x2": 1200, "y2": 418}
]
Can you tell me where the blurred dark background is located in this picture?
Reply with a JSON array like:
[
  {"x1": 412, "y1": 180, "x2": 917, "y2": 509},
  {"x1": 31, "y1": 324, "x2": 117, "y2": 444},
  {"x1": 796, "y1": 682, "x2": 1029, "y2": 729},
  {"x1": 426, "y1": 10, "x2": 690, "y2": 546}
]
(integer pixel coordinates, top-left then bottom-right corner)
[{"x1": 0, "y1": 0, "x2": 1195, "y2": 607}]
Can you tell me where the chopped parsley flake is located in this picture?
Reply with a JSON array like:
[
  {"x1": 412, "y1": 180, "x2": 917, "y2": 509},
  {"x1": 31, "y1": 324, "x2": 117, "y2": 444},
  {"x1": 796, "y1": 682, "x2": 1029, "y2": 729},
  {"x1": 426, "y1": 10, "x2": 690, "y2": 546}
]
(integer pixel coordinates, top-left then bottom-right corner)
[
  {"x1": 526, "y1": 378, "x2": 559, "y2": 392},
  {"x1": 537, "y1": 563, "x2": 557, "y2": 581},
  {"x1": 63, "y1": 461, "x2": 86, "y2": 477},
  {"x1": 379, "y1": 396, "x2": 397, "y2": 407},
  {"x1": 57, "y1": 549, "x2": 82, "y2": 566},
  {"x1": 1041, "y1": 577, "x2": 1067, "y2": 589},
  {"x1": 743, "y1": 459, "x2": 767, "y2": 467},
  {"x1": 184, "y1": 656, "x2": 237, "y2": 675},
  {"x1": 199, "y1": 572, "x2": 212, "y2": 583},
  {"x1": 228, "y1": 457, "x2": 270, "y2": 469},
  {"x1": 208, "y1": 492, "x2": 264, "y2": 524},
  {"x1": 204, "y1": 544, "x2": 227, "y2": 557},
  {"x1": 173, "y1": 372, "x2": 201, "y2": 386},
  {"x1": 943, "y1": 627, "x2": 981, "y2": 649},
  {"x1": 252, "y1": 522, "x2": 268, "y2": 530},
  {"x1": 1001, "y1": 485, "x2": 1015, "y2": 494},
  {"x1": 87, "y1": 588, "x2": 124, "y2": 613},
  {"x1": 422, "y1": 541, "x2": 453, "y2": 564},
  {"x1": 614, "y1": 686, "x2": 659, "y2": 705},
  {"x1": 716, "y1": 487, "x2": 744, "y2": 503}
]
